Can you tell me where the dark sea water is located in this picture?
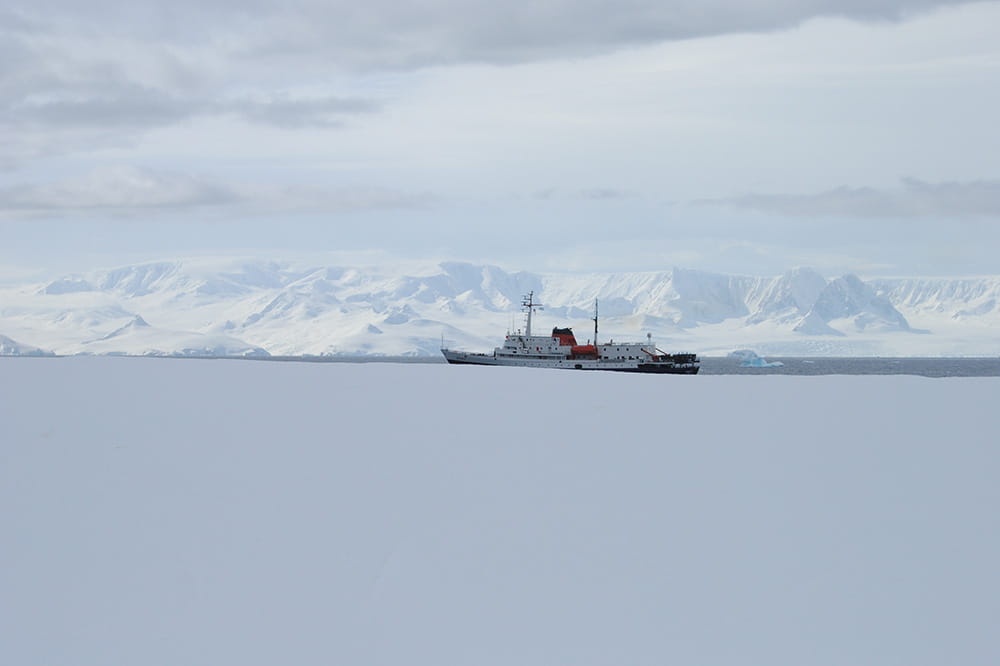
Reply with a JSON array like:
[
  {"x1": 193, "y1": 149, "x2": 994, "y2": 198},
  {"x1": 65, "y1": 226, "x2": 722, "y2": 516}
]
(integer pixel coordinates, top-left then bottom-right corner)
[
  {"x1": 699, "y1": 357, "x2": 1000, "y2": 377},
  {"x1": 257, "y1": 355, "x2": 1000, "y2": 377}
]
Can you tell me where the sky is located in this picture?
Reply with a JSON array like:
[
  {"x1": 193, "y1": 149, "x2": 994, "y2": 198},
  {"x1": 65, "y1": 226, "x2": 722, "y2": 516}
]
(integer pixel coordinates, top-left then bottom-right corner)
[{"x1": 2, "y1": 0, "x2": 1000, "y2": 279}]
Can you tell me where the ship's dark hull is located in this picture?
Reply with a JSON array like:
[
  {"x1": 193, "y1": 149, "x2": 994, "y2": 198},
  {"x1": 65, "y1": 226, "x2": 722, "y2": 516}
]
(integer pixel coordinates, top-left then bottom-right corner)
[
  {"x1": 443, "y1": 354, "x2": 699, "y2": 374},
  {"x1": 609, "y1": 363, "x2": 700, "y2": 374}
]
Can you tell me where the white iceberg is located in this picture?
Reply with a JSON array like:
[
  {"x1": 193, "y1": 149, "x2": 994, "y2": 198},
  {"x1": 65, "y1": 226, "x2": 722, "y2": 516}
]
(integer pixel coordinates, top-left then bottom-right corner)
[{"x1": 728, "y1": 349, "x2": 784, "y2": 368}]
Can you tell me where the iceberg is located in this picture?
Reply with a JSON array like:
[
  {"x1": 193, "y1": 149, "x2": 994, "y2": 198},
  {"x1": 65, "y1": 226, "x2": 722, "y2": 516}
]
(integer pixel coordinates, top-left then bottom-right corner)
[{"x1": 728, "y1": 349, "x2": 784, "y2": 368}]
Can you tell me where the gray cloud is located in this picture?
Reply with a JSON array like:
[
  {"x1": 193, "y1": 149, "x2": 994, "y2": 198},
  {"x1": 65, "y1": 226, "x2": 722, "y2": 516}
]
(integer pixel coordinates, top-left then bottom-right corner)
[
  {"x1": 577, "y1": 188, "x2": 636, "y2": 201},
  {"x1": 0, "y1": 166, "x2": 435, "y2": 216},
  {"x1": 219, "y1": 95, "x2": 381, "y2": 129},
  {"x1": 702, "y1": 178, "x2": 1000, "y2": 218},
  {"x1": 0, "y1": 0, "x2": 972, "y2": 165},
  {"x1": 7, "y1": 89, "x2": 193, "y2": 130},
  {"x1": 244, "y1": 184, "x2": 437, "y2": 214},
  {"x1": 532, "y1": 187, "x2": 636, "y2": 201},
  {"x1": 0, "y1": 166, "x2": 239, "y2": 212},
  {"x1": 5, "y1": 1, "x2": 971, "y2": 69},
  {"x1": 4, "y1": 89, "x2": 380, "y2": 131},
  {"x1": 0, "y1": 10, "x2": 380, "y2": 155}
]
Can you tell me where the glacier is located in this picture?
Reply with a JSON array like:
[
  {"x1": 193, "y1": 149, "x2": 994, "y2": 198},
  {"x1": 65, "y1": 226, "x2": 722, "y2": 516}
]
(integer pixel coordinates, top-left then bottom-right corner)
[{"x1": 1, "y1": 258, "x2": 998, "y2": 357}]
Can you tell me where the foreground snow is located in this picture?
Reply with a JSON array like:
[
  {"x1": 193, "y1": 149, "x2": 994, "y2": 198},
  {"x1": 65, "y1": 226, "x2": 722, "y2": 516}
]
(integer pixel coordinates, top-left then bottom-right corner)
[{"x1": 2, "y1": 358, "x2": 998, "y2": 665}]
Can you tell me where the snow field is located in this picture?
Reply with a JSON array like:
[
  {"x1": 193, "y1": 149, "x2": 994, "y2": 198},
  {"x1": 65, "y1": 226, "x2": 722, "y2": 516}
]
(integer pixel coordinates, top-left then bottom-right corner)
[{"x1": 2, "y1": 358, "x2": 999, "y2": 665}]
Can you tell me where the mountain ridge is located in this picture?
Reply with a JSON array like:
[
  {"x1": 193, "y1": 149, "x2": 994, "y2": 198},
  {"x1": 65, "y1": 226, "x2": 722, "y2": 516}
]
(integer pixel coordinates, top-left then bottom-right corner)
[{"x1": 1, "y1": 260, "x2": 998, "y2": 357}]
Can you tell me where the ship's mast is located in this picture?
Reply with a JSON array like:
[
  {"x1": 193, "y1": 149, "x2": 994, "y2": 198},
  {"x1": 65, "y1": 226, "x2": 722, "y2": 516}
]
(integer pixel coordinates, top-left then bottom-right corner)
[
  {"x1": 593, "y1": 299, "x2": 599, "y2": 346},
  {"x1": 522, "y1": 291, "x2": 543, "y2": 337}
]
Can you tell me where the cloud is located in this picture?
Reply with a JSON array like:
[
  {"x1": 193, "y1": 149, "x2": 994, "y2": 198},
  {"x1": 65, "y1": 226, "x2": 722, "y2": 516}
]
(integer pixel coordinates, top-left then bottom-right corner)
[
  {"x1": 0, "y1": 0, "x2": 974, "y2": 166},
  {"x1": 218, "y1": 95, "x2": 381, "y2": 128},
  {"x1": 7, "y1": 89, "x2": 194, "y2": 130},
  {"x1": 9, "y1": 1, "x2": 967, "y2": 69},
  {"x1": 577, "y1": 188, "x2": 636, "y2": 201},
  {"x1": 249, "y1": 184, "x2": 437, "y2": 214},
  {"x1": 701, "y1": 178, "x2": 1000, "y2": 218},
  {"x1": 0, "y1": 166, "x2": 239, "y2": 212},
  {"x1": 4, "y1": 89, "x2": 380, "y2": 131},
  {"x1": 532, "y1": 187, "x2": 636, "y2": 201},
  {"x1": 0, "y1": 11, "x2": 379, "y2": 164},
  {"x1": 0, "y1": 166, "x2": 435, "y2": 216}
]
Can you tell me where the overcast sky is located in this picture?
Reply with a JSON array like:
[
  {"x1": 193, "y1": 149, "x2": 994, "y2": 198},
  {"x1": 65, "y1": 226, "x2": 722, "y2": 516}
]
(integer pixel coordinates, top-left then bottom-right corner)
[{"x1": 2, "y1": 0, "x2": 999, "y2": 278}]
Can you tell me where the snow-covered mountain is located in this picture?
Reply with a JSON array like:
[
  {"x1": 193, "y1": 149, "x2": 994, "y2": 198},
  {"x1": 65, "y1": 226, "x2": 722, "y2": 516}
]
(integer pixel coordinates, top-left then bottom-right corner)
[
  {"x1": 871, "y1": 276, "x2": 1000, "y2": 321},
  {"x1": 1, "y1": 259, "x2": 998, "y2": 357},
  {"x1": 0, "y1": 333, "x2": 55, "y2": 356}
]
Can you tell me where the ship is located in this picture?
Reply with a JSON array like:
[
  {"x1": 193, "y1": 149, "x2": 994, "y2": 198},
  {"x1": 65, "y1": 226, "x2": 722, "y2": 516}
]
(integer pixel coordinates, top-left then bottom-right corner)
[{"x1": 440, "y1": 292, "x2": 699, "y2": 374}]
